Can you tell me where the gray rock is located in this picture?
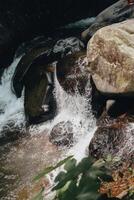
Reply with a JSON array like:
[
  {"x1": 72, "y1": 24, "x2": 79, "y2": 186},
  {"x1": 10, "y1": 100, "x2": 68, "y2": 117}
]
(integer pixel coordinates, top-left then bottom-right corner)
[
  {"x1": 89, "y1": 114, "x2": 134, "y2": 163},
  {"x1": 49, "y1": 121, "x2": 73, "y2": 146},
  {"x1": 82, "y1": 0, "x2": 134, "y2": 42}
]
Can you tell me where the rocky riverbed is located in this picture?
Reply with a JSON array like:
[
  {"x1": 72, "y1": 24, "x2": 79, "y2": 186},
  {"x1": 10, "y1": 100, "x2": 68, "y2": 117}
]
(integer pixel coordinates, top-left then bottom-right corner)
[{"x1": 0, "y1": 1, "x2": 134, "y2": 199}]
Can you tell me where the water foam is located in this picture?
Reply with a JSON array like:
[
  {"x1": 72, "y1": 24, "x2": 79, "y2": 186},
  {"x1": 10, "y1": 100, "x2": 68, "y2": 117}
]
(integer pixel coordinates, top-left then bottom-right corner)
[
  {"x1": 0, "y1": 58, "x2": 25, "y2": 135},
  {"x1": 30, "y1": 60, "x2": 96, "y2": 162}
]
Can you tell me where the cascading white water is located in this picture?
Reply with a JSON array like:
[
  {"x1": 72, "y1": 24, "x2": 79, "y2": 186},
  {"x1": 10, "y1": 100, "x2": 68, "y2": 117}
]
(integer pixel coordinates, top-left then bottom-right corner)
[
  {"x1": 0, "y1": 49, "x2": 96, "y2": 155},
  {"x1": 29, "y1": 58, "x2": 96, "y2": 161},
  {"x1": 0, "y1": 39, "x2": 97, "y2": 199},
  {"x1": 0, "y1": 58, "x2": 25, "y2": 137}
]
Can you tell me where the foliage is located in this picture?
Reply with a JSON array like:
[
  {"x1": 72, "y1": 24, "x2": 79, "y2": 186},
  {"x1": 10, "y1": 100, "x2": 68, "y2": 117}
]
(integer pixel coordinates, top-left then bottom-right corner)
[
  {"x1": 33, "y1": 156, "x2": 112, "y2": 200},
  {"x1": 33, "y1": 155, "x2": 134, "y2": 200},
  {"x1": 52, "y1": 157, "x2": 112, "y2": 200}
]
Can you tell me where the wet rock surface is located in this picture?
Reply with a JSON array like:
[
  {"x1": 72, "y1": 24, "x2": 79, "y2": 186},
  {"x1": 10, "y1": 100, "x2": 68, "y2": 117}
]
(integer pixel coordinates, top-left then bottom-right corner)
[
  {"x1": 49, "y1": 121, "x2": 74, "y2": 146},
  {"x1": 1, "y1": 1, "x2": 134, "y2": 199},
  {"x1": 12, "y1": 37, "x2": 85, "y2": 125},
  {"x1": 57, "y1": 51, "x2": 89, "y2": 95},
  {"x1": 89, "y1": 112, "x2": 134, "y2": 163}
]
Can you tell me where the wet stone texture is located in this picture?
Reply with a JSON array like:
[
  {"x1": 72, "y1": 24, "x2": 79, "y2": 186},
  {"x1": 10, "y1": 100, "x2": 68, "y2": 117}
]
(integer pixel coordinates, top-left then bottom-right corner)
[{"x1": 89, "y1": 112, "x2": 134, "y2": 164}]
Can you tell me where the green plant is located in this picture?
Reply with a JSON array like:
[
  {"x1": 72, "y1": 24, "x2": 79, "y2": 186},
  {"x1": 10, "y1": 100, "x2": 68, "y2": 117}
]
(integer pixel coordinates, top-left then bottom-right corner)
[
  {"x1": 52, "y1": 157, "x2": 112, "y2": 200},
  {"x1": 33, "y1": 156, "x2": 112, "y2": 200}
]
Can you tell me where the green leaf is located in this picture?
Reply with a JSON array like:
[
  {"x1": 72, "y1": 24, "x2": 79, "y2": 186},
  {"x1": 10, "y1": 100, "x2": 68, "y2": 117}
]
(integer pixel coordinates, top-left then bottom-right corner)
[
  {"x1": 55, "y1": 171, "x2": 66, "y2": 183},
  {"x1": 55, "y1": 156, "x2": 73, "y2": 169},
  {"x1": 64, "y1": 158, "x2": 77, "y2": 172},
  {"x1": 33, "y1": 156, "x2": 73, "y2": 181}
]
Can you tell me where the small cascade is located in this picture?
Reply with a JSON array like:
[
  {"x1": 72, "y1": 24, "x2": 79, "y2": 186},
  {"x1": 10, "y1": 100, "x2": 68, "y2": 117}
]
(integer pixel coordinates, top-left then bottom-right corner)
[
  {"x1": 0, "y1": 48, "x2": 96, "y2": 199},
  {"x1": 29, "y1": 59, "x2": 96, "y2": 160},
  {"x1": 0, "y1": 58, "x2": 25, "y2": 137}
]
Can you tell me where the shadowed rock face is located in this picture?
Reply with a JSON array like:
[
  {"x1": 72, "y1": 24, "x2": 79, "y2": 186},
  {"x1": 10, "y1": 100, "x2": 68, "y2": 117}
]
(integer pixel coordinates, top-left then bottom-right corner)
[
  {"x1": 12, "y1": 37, "x2": 84, "y2": 98},
  {"x1": 0, "y1": 0, "x2": 117, "y2": 68},
  {"x1": 12, "y1": 37, "x2": 84, "y2": 124},
  {"x1": 56, "y1": 51, "x2": 89, "y2": 95},
  {"x1": 82, "y1": 0, "x2": 134, "y2": 42},
  {"x1": 89, "y1": 113, "x2": 134, "y2": 163},
  {"x1": 49, "y1": 121, "x2": 74, "y2": 146}
]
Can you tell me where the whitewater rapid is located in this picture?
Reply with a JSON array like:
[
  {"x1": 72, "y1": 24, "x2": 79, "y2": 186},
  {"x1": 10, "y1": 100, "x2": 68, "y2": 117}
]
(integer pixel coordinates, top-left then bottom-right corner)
[
  {"x1": 0, "y1": 58, "x2": 25, "y2": 136},
  {"x1": 0, "y1": 52, "x2": 96, "y2": 158}
]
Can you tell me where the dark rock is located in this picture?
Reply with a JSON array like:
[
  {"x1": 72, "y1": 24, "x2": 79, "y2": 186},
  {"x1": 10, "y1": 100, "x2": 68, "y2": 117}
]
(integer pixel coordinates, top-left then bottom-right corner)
[
  {"x1": 57, "y1": 51, "x2": 89, "y2": 95},
  {"x1": 89, "y1": 113, "x2": 134, "y2": 163},
  {"x1": 82, "y1": 0, "x2": 134, "y2": 42},
  {"x1": 24, "y1": 74, "x2": 57, "y2": 125},
  {"x1": 12, "y1": 37, "x2": 84, "y2": 98},
  {"x1": 90, "y1": 77, "x2": 134, "y2": 119},
  {"x1": 14, "y1": 37, "x2": 55, "y2": 59},
  {"x1": 0, "y1": 122, "x2": 26, "y2": 145},
  {"x1": 107, "y1": 98, "x2": 134, "y2": 117},
  {"x1": 12, "y1": 37, "x2": 85, "y2": 124},
  {"x1": 12, "y1": 46, "x2": 56, "y2": 98},
  {"x1": 12, "y1": 48, "x2": 57, "y2": 125},
  {"x1": 0, "y1": 0, "x2": 117, "y2": 68},
  {"x1": 90, "y1": 77, "x2": 106, "y2": 118},
  {"x1": 49, "y1": 121, "x2": 73, "y2": 146}
]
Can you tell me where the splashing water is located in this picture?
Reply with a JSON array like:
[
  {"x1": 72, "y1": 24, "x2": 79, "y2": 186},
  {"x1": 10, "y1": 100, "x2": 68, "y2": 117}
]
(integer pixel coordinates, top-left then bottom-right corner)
[
  {"x1": 0, "y1": 58, "x2": 25, "y2": 136},
  {"x1": 29, "y1": 58, "x2": 96, "y2": 161},
  {"x1": 0, "y1": 52, "x2": 96, "y2": 156},
  {"x1": 0, "y1": 47, "x2": 96, "y2": 199}
]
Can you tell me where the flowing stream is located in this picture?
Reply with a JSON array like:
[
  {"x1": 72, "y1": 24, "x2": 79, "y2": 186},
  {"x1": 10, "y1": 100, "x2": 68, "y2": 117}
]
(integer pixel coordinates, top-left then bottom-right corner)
[
  {"x1": 0, "y1": 54, "x2": 96, "y2": 199},
  {"x1": 0, "y1": 18, "x2": 98, "y2": 198}
]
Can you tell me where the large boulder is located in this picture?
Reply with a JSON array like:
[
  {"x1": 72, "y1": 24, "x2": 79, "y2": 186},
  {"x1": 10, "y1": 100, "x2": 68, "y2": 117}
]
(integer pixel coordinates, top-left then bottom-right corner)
[
  {"x1": 82, "y1": 0, "x2": 134, "y2": 42},
  {"x1": 12, "y1": 37, "x2": 84, "y2": 99},
  {"x1": 87, "y1": 19, "x2": 134, "y2": 96},
  {"x1": 24, "y1": 70, "x2": 57, "y2": 125},
  {"x1": 89, "y1": 113, "x2": 134, "y2": 163},
  {"x1": 12, "y1": 37, "x2": 84, "y2": 124}
]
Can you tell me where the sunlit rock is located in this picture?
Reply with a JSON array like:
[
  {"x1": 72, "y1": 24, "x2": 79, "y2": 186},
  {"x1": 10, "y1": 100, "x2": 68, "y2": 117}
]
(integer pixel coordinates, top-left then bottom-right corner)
[{"x1": 87, "y1": 19, "x2": 134, "y2": 95}]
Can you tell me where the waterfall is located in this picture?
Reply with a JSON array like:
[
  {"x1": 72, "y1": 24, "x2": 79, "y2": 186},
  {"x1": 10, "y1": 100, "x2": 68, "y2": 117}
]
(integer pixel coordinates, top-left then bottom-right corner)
[
  {"x1": 0, "y1": 53, "x2": 96, "y2": 156},
  {"x1": 28, "y1": 57, "x2": 96, "y2": 159},
  {"x1": 0, "y1": 58, "x2": 25, "y2": 137},
  {"x1": 0, "y1": 45, "x2": 97, "y2": 200}
]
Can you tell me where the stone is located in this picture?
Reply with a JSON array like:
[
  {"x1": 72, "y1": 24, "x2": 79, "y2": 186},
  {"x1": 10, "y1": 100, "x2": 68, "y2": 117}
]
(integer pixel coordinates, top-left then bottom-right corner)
[
  {"x1": 53, "y1": 37, "x2": 84, "y2": 57},
  {"x1": 57, "y1": 51, "x2": 89, "y2": 95},
  {"x1": 82, "y1": 0, "x2": 134, "y2": 42},
  {"x1": 89, "y1": 113, "x2": 134, "y2": 163},
  {"x1": 49, "y1": 121, "x2": 73, "y2": 146},
  {"x1": 12, "y1": 37, "x2": 85, "y2": 124},
  {"x1": 87, "y1": 19, "x2": 134, "y2": 95}
]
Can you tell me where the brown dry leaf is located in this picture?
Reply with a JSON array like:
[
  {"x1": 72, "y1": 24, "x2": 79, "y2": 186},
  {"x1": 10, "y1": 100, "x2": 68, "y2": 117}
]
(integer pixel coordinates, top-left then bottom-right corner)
[{"x1": 100, "y1": 163, "x2": 134, "y2": 199}]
